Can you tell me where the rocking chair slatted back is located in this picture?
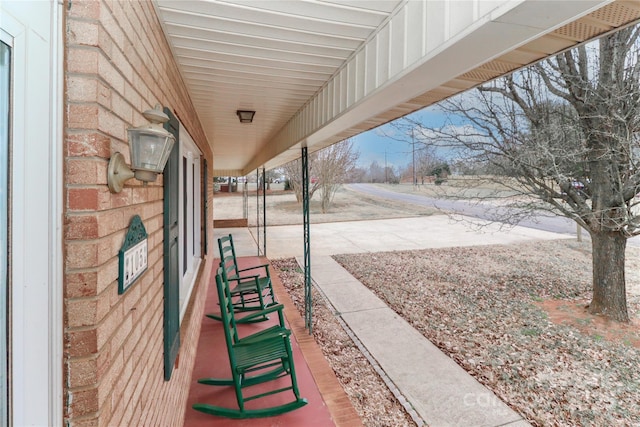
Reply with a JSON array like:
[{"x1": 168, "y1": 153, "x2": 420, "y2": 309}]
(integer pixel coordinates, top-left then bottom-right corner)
[{"x1": 206, "y1": 234, "x2": 276, "y2": 323}]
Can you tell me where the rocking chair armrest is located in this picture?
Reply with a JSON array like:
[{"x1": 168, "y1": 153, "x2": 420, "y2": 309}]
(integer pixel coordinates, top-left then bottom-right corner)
[
  {"x1": 237, "y1": 264, "x2": 270, "y2": 274},
  {"x1": 239, "y1": 303, "x2": 285, "y2": 323},
  {"x1": 237, "y1": 323, "x2": 291, "y2": 345}
]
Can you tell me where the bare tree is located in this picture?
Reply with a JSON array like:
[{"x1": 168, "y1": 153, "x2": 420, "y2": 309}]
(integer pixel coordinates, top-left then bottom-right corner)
[
  {"x1": 365, "y1": 160, "x2": 395, "y2": 183},
  {"x1": 415, "y1": 26, "x2": 640, "y2": 322},
  {"x1": 316, "y1": 139, "x2": 359, "y2": 212},
  {"x1": 379, "y1": 118, "x2": 448, "y2": 185},
  {"x1": 281, "y1": 153, "x2": 321, "y2": 202},
  {"x1": 349, "y1": 166, "x2": 367, "y2": 183},
  {"x1": 281, "y1": 139, "x2": 359, "y2": 212}
]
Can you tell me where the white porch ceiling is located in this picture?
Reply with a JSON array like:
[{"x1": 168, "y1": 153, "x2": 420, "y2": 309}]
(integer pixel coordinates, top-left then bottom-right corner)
[{"x1": 154, "y1": 0, "x2": 640, "y2": 176}]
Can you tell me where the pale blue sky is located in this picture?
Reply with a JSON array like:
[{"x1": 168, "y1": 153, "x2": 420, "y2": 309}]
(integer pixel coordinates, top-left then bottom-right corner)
[{"x1": 351, "y1": 107, "x2": 450, "y2": 169}]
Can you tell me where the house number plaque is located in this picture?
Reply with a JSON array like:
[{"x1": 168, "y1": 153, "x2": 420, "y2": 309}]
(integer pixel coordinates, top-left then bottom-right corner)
[{"x1": 118, "y1": 215, "x2": 148, "y2": 294}]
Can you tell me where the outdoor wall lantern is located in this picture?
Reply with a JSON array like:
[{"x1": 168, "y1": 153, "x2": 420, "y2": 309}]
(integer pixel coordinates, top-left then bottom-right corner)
[
  {"x1": 108, "y1": 105, "x2": 176, "y2": 193},
  {"x1": 236, "y1": 109, "x2": 255, "y2": 123}
]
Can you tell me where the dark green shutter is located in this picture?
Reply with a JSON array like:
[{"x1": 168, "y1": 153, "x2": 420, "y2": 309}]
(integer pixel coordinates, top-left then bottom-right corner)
[
  {"x1": 163, "y1": 107, "x2": 180, "y2": 381},
  {"x1": 203, "y1": 159, "x2": 208, "y2": 255}
]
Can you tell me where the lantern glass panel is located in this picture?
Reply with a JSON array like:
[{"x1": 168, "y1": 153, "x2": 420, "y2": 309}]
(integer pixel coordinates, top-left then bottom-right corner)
[{"x1": 129, "y1": 129, "x2": 175, "y2": 172}]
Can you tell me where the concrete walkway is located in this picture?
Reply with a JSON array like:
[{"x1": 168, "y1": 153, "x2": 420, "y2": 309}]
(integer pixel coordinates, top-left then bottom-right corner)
[{"x1": 214, "y1": 216, "x2": 571, "y2": 426}]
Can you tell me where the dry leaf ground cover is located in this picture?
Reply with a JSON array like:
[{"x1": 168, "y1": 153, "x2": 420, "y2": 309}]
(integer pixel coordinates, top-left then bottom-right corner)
[
  {"x1": 333, "y1": 239, "x2": 640, "y2": 426},
  {"x1": 273, "y1": 258, "x2": 418, "y2": 427}
]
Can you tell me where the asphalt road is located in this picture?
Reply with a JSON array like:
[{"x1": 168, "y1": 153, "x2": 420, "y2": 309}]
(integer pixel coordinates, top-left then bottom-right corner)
[{"x1": 347, "y1": 183, "x2": 640, "y2": 247}]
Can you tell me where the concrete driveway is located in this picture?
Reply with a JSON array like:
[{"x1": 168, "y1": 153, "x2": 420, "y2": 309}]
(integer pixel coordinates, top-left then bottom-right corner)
[{"x1": 215, "y1": 215, "x2": 573, "y2": 259}]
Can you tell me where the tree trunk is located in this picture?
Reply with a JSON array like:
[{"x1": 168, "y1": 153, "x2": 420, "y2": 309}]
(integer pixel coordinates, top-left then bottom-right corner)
[
  {"x1": 589, "y1": 231, "x2": 629, "y2": 322},
  {"x1": 320, "y1": 186, "x2": 329, "y2": 213}
]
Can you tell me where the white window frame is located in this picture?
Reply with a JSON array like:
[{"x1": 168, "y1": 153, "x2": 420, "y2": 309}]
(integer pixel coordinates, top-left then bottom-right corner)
[
  {"x1": 0, "y1": 29, "x2": 11, "y2": 427},
  {"x1": 1, "y1": 2, "x2": 63, "y2": 426},
  {"x1": 178, "y1": 124, "x2": 202, "y2": 321}
]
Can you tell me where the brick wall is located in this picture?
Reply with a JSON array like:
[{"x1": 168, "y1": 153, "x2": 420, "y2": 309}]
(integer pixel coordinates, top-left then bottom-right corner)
[{"x1": 64, "y1": 1, "x2": 213, "y2": 425}]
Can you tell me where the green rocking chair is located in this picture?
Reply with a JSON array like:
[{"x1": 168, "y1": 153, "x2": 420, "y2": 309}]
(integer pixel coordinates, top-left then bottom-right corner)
[
  {"x1": 207, "y1": 234, "x2": 277, "y2": 323},
  {"x1": 192, "y1": 267, "x2": 307, "y2": 419}
]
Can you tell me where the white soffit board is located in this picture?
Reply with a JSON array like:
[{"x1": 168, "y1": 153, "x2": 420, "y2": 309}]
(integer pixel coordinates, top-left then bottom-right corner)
[{"x1": 155, "y1": 0, "x2": 403, "y2": 173}]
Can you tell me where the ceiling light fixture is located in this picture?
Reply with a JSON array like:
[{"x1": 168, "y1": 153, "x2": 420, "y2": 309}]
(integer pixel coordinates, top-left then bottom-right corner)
[{"x1": 236, "y1": 110, "x2": 255, "y2": 124}]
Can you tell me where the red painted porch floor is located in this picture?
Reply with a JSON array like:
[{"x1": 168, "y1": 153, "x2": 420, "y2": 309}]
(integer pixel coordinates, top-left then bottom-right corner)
[{"x1": 183, "y1": 257, "x2": 362, "y2": 427}]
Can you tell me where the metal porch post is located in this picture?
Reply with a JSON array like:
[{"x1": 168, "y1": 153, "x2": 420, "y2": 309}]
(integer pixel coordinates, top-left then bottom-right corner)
[
  {"x1": 256, "y1": 169, "x2": 260, "y2": 256},
  {"x1": 242, "y1": 175, "x2": 248, "y2": 220},
  {"x1": 302, "y1": 147, "x2": 312, "y2": 332},
  {"x1": 262, "y1": 166, "x2": 267, "y2": 257}
]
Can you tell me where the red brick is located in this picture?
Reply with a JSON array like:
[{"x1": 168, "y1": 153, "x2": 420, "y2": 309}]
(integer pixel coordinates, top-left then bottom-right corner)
[
  {"x1": 68, "y1": 188, "x2": 99, "y2": 211},
  {"x1": 111, "y1": 92, "x2": 133, "y2": 124},
  {"x1": 69, "y1": 417, "x2": 99, "y2": 427},
  {"x1": 124, "y1": 82, "x2": 142, "y2": 112},
  {"x1": 67, "y1": 158, "x2": 107, "y2": 185},
  {"x1": 97, "y1": 348, "x2": 124, "y2": 405},
  {"x1": 96, "y1": 303, "x2": 124, "y2": 350},
  {"x1": 96, "y1": 398, "x2": 113, "y2": 427},
  {"x1": 66, "y1": 214, "x2": 99, "y2": 240},
  {"x1": 122, "y1": 322, "x2": 142, "y2": 360},
  {"x1": 142, "y1": 200, "x2": 162, "y2": 220},
  {"x1": 144, "y1": 215, "x2": 160, "y2": 235},
  {"x1": 69, "y1": 387, "x2": 99, "y2": 417},
  {"x1": 148, "y1": 186, "x2": 162, "y2": 201},
  {"x1": 111, "y1": 45, "x2": 133, "y2": 84},
  {"x1": 66, "y1": 271, "x2": 99, "y2": 298},
  {"x1": 122, "y1": 282, "x2": 141, "y2": 314},
  {"x1": 130, "y1": 365, "x2": 149, "y2": 412},
  {"x1": 129, "y1": 405, "x2": 142, "y2": 427},
  {"x1": 147, "y1": 247, "x2": 161, "y2": 271},
  {"x1": 97, "y1": 108, "x2": 126, "y2": 141},
  {"x1": 96, "y1": 188, "x2": 112, "y2": 211},
  {"x1": 67, "y1": 329, "x2": 98, "y2": 357},
  {"x1": 97, "y1": 258, "x2": 118, "y2": 294},
  {"x1": 109, "y1": 313, "x2": 132, "y2": 355},
  {"x1": 97, "y1": 23, "x2": 114, "y2": 58},
  {"x1": 97, "y1": 232, "x2": 120, "y2": 266},
  {"x1": 66, "y1": 132, "x2": 111, "y2": 158},
  {"x1": 68, "y1": 19, "x2": 100, "y2": 47},
  {"x1": 119, "y1": 398, "x2": 135, "y2": 427},
  {"x1": 131, "y1": 187, "x2": 148, "y2": 204},
  {"x1": 99, "y1": 3, "x2": 125, "y2": 53},
  {"x1": 109, "y1": 351, "x2": 132, "y2": 411},
  {"x1": 66, "y1": 240, "x2": 99, "y2": 269},
  {"x1": 98, "y1": 55, "x2": 124, "y2": 96},
  {"x1": 68, "y1": 357, "x2": 98, "y2": 388},
  {"x1": 68, "y1": 104, "x2": 99, "y2": 130},
  {"x1": 67, "y1": 47, "x2": 99, "y2": 74},
  {"x1": 96, "y1": 209, "x2": 124, "y2": 237},
  {"x1": 120, "y1": 363, "x2": 140, "y2": 410},
  {"x1": 67, "y1": 75, "x2": 98, "y2": 103},
  {"x1": 97, "y1": 80, "x2": 111, "y2": 108},
  {"x1": 68, "y1": 0, "x2": 101, "y2": 20},
  {"x1": 67, "y1": 288, "x2": 112, "y2": 328},
  {"x1": 110, "y1": 188, "x2": 131, "y2": 208}
]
